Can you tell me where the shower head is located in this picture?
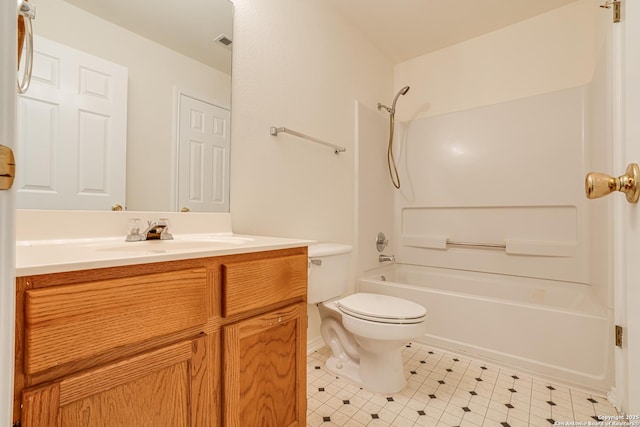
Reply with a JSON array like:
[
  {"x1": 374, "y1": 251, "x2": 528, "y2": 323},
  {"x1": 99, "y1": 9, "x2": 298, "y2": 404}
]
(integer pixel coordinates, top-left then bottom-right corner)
[
  {"x1": 391, "y1": 86, "x2": 410, "y2": 112},
  {"x1": 397, "y1": 85, "x2": 411, "y2": 96},
  {"x1": 377, "y1": 85, "x2": 410, "y2": 114}
]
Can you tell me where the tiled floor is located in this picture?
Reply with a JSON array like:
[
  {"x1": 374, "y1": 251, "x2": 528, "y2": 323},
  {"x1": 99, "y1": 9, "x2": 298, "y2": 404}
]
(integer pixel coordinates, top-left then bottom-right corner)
[{"x1": 307, "y1": 342, "x2": 618, "y2": 427}]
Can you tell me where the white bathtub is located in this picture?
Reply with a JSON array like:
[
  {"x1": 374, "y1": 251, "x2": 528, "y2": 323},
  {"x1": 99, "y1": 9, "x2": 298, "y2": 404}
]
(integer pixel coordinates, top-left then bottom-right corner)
[{"x1": 357, "y1": 264, "x2": 612, "y2": 392}]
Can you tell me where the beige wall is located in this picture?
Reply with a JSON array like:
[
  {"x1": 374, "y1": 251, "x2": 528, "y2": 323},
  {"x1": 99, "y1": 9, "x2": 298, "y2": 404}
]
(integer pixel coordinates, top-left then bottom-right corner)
[
  {"x1": 229, "y1": 0, "x2": 394, "y2": 344},
  {"x1": 230, "y1": 0, "x2": 393, "y2": 240},
  {"x1": 35, "y1": 0, "x2": 231, "y2": 211},
  {"x1": 394, "y1": 0, "x2": 595, "y2": 122}
]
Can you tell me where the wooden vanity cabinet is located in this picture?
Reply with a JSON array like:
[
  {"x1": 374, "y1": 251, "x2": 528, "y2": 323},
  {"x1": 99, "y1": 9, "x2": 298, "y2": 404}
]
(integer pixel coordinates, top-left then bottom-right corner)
[{"x1": 13, "y1": 247, "x2": 308, "y2": 427}]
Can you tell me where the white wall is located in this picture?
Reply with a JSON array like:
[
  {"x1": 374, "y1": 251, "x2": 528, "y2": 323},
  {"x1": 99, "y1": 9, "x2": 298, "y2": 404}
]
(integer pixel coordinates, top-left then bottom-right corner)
[
  {"x1": 587, "y1": 0, "x2": 615, "y2": 309},
  {"x1": 229, "y1": 0, "x2": 393, "y2": 345},
  {"x1": 356, "y1": 103, "x2": 395, "y2": 274},
  {"x1": 35, "y1": 0, "x2": 231, "y2": 211}
]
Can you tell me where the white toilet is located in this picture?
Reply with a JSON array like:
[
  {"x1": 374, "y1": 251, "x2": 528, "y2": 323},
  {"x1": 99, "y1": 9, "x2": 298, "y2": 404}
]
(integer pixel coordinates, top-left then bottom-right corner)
[{"x1": 308, "y1": 243, "x2": 428, "y2": 394}]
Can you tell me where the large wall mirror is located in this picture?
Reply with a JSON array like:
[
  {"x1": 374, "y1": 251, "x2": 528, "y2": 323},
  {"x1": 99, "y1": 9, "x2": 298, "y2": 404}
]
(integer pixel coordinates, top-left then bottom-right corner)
[{"x1": 16, "y1": 0, "x2": 233, "y2": 212}]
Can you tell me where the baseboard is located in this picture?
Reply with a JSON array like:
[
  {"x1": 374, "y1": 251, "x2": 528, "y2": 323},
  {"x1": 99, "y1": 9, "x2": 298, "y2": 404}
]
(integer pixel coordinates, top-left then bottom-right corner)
[{"x1": 607, "y1": 387, "x2": 622, "y2": 413}]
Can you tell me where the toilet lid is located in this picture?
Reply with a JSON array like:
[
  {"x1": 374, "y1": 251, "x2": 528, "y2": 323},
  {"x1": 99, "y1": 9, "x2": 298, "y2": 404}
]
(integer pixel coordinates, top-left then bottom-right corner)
[{"x1": 336, "y1": 293, "x2": 427, "y2": 324}]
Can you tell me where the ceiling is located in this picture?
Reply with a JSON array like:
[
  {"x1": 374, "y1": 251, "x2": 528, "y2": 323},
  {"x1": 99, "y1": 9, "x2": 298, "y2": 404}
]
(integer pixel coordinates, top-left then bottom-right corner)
[
  {"x1": 64, "y1": 0, "x2": 233, "y2": 74},
  {"x1": 63, "y1": 0, "x2": 580, "y2": 73},
  {"x1": 324, "y1": 0, "x2": 580, "y2": 63}
]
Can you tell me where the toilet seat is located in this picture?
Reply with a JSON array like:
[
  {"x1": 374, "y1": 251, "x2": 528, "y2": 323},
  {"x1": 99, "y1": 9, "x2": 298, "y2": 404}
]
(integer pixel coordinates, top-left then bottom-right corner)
[{"x1": 336, "y1": 293, "x2": 426, "y2": 325}]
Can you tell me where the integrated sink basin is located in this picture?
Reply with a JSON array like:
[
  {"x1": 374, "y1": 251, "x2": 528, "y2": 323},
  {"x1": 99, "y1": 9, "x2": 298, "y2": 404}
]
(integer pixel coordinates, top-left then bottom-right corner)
[
  {"x1": 16, "y1": 210, "x2": 312, "y2": 276},
  {"x1": 97, "y1": 240, "x2": 226, "y2": 253},
  {"x1": 96, "y1": 235, "x2": 255, "y2": 253},
  {"x1": 16, "y1": 234, "x2": 257, "y2": 262}
]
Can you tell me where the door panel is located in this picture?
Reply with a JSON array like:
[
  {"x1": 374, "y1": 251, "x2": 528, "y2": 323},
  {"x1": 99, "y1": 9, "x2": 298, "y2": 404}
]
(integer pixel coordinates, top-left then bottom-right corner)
[
  {"x1": 177, "y1": 93, "x2": 230, "y2": 213},
  {"x1": 621, "y1": 0, "x2": 640, "y2": 413}
]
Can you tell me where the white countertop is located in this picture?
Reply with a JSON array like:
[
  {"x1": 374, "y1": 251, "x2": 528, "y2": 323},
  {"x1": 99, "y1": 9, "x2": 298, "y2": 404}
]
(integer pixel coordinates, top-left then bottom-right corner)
[
  {"x1": 16, "y1": 210, "x2": 312, "y2": 276},
  {"x1": 16, "y1": 233, "x2": 312, "y2": 276}
]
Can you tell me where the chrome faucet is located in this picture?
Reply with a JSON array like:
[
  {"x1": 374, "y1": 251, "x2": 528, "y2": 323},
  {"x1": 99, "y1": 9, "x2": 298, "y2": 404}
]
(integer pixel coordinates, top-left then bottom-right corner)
[
  {"x1": 126, "y1": 218, "x2": 173, "y2": 241},
  {"x1": 142, "y1": 220, "x2": 173, "y2": 240},
  {"x1": 379, "y1": 254, "x2": 395, "y2": 263}
]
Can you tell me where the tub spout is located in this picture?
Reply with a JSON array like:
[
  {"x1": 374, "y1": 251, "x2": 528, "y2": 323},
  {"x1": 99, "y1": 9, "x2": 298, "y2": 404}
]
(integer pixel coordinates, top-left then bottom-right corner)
[{"x1": 379, "y1": 254, "x2": 395, "y2": 263}]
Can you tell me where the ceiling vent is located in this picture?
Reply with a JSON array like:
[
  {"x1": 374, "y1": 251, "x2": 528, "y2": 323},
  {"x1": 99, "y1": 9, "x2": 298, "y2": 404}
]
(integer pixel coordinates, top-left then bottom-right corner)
[{"x1": 215, "y1": 34, "x2": 232, "y2": 48}]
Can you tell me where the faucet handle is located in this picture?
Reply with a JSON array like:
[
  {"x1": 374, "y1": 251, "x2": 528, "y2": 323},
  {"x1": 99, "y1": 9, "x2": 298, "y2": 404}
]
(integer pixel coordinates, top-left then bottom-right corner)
[
  {"x1": 158, "y1": 218, "x2": 173, "y2": 240},
  {"x1": 376, "y1": 232, "x2": 388, "y2": 252},
  {"x1": 125, "y1": 218, "x2": 144, "y2": 241}
]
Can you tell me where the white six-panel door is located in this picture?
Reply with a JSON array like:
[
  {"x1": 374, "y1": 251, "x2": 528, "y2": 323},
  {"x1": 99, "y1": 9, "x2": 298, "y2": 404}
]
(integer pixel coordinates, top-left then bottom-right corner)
[
  {"x1": 16, "y1": 36, "x2": 127, "y2": 210},
  {"x1": 619, "y1": 0, "x2": 640, "y2": 414},
  {"x1": 176, "y1": 92, "x2": 230, "y2": 213}
]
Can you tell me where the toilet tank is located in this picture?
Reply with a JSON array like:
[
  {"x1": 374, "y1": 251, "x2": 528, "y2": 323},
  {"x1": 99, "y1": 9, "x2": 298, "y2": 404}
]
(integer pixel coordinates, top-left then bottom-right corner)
[{"x1": 307, "y1": 243, "x2": 352, "y2": 304}]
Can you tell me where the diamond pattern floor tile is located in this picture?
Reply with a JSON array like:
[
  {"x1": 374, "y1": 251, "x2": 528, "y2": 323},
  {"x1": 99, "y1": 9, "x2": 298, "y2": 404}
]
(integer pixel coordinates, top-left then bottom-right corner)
[{"x1": 306, "y1": 342, "x2": 618, "y2": 426}]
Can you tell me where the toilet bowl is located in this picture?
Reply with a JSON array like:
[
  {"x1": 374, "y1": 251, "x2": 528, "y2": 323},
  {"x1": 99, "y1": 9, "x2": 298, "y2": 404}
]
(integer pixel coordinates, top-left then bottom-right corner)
[{"x1": 308, "y1": 243, "x2": 428, "y2": 394}]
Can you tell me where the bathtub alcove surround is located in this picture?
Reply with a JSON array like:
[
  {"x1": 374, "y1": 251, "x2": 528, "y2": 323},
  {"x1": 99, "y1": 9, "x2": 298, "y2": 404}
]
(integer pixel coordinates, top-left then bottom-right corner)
[
  {"x1": 356, "y1": 87, "x2": 614, "y2": 394},
  {"x1": 356, "y1": 0, "x2": 615, "y2": 396},
  {"x1": 355, "y1": 90, "x2": 613, "y2": 393}
]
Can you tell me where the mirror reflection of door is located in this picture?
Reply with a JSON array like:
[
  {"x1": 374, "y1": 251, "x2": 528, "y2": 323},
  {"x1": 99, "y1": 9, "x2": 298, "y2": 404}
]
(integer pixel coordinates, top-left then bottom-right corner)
[
  {"x1": 16, "y1": 36, "x2": 127, "y2": 210},
  {"x1": 176, "y1": 92, "x2": 230, "y2": 213}
]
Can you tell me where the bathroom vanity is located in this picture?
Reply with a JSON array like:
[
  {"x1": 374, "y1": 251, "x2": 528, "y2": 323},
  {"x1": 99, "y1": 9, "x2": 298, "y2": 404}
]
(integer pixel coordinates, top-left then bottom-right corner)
[{"x1": 12, "y1": 211, "x2": 310, "y2": 427}]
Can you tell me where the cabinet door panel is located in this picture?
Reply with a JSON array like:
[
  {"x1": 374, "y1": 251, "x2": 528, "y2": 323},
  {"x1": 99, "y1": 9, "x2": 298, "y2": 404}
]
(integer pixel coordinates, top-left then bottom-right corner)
[
  {"x1": 223, "y1": 304, "x2": 306, "y2": 427},
  {"x1": 61, "y1": 361, "x2": 190, "y2": 427},
  {"x1": 21, "y1": 336, "x2": 209, "y2": 427}
]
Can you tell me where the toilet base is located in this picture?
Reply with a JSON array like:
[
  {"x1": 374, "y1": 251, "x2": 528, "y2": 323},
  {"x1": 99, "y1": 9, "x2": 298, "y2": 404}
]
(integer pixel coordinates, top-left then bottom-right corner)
[
  {"x1": 324, "y1": 346, "x2": 408, "y2": 394},
  {"x1": 358, "y1": 344, "x2": 407, "y2": 394},
  {"x1": 324, "y1": 356, "x2": 362, "y2": 388}
]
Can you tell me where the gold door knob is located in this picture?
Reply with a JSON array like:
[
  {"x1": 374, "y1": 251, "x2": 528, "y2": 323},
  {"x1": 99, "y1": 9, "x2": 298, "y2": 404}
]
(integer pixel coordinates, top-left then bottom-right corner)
[
  {"x1": 585, "y1": 163, "x2": 640, "y2": 203},
  {"x1": 180, "y1": 207, "x2": 190, "y2": 212},
  {"x1": 111, "y1": 203, "x2": 123, "y2": 211},
  {"x1": 0, "y1": 145, "x2": 16, "y2": 191}
]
